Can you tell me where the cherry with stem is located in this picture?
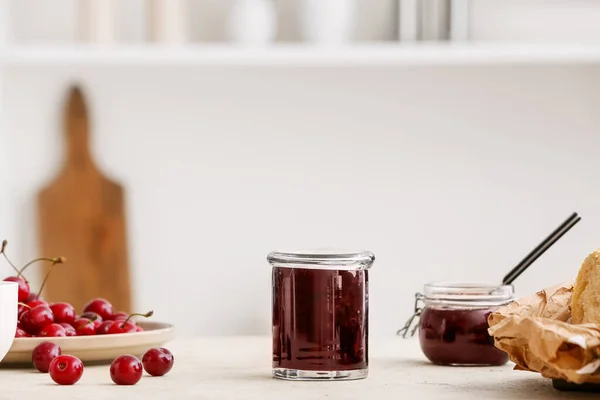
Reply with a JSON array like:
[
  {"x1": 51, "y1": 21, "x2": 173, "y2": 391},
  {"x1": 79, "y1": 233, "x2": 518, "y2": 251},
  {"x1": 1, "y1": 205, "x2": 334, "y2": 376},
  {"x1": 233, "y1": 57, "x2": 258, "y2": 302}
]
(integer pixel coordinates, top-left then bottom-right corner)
[
  {"x1": 74, "y1": 314, "x2": 98, "y2": 336},
  {"x1": 2, "y1": 240, "x2": 65, "y2": 303},
  {"x1": 2, "y1": 241, "x2": 33, "y2": 302},
  {"x1": 108, "y1": 311, "x2": 153, "y2": 334},
  {"x1": 18, "y1": 256, "x2": 66, "y2": 279},
  {"x1": 17, "y1": 301, "x2": 30, "y2": 318},
  {"x1": 120, "y1": 311, "x2": 153, "y2": 329},
  {"x1": 75, "y1": 314, "x2": 98, "y2": 328},
  {"x1": 18, "y1": 302, "x2": 31, "y2": 309}
]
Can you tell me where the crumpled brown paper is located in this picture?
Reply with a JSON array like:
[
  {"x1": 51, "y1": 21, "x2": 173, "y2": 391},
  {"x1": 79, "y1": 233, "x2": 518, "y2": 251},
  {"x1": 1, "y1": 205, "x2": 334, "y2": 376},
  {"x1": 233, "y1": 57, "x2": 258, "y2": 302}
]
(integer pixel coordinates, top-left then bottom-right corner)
[{"x1": 488, "y1": 280, "x2": 600, "y2": 384}]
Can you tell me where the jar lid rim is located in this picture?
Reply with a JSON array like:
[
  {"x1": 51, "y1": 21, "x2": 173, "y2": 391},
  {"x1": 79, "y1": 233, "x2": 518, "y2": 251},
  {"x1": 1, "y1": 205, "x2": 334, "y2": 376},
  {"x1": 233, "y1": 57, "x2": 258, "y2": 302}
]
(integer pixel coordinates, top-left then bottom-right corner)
[
  {"x1": 267, "y1": 249, "x2": 375, "y2": 269},
  {"x1": 423, "y1": 281, "x2": 514, "y2": 301}
]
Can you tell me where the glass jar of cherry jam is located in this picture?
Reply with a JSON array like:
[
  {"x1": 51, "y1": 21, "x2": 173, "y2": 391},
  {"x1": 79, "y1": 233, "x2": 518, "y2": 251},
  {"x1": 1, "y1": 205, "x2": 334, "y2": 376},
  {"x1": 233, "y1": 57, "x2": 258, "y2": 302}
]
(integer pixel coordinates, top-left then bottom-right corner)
[
  {"x1": 268, "y1": 249, "x2": 374, "y2": 381},
  {"x1": 402, "y1": 282, "x2": 514, "y2": 366}
]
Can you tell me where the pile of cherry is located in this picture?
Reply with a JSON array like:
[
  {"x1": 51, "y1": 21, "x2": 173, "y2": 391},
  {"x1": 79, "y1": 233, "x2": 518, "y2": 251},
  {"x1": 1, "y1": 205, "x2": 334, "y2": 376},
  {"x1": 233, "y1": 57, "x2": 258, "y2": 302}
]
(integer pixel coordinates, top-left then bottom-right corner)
[
  {"x1": 0, "y1": 240, "x2": 152, "y2": 337},
  {"x1": 16, "y1": 296, "x2": 153, "y2": 338},
  {"x1": 0, "y1": 241, "x2": 174, "y2": 385},
  {"x1": 33, "y1": 342, "x2": 174, "y2": 385}
]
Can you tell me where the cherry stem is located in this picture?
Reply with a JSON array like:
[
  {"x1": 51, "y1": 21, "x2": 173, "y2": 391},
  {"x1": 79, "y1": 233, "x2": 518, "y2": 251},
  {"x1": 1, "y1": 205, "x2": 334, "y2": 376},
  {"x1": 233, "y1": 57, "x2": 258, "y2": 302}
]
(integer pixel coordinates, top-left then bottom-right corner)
[
  {"x1": 17, "y1": 302, "x2": 31, "y2": 310},
  {"x1": 0, "y1": 240, "x2": 21, "y2": 277},
  {"x1": 18, "y1": 256, "x2": 66, "y2": 279},
  {"x1": 121, "y1": 310, "x2": 153, "y2": 328},
  {"x1": 35, "y1": 258, "x2": 66, "y2": 301},
  {"x1": 75, "y1": 314, "x2": 97, "y2": 329}
]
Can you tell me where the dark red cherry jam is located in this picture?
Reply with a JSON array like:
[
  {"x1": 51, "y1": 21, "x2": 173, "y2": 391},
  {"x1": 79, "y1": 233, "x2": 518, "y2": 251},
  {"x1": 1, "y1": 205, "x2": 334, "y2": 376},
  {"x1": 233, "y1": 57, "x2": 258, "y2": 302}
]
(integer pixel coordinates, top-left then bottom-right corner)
[
  {"x1": 272, "y1": 266, "x2": 368, "y2": 372},
  {"x1": 268, "y1": 249, "x2": 374, "y2": 381},
  {"x1": 418, "y1": 306, "x2": 508, "y2": 366}
]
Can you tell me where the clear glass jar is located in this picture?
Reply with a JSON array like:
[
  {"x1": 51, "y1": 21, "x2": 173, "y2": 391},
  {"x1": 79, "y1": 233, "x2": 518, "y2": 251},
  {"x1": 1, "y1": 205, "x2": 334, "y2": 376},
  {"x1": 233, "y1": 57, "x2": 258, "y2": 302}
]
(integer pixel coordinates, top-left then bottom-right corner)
[
  {"x1": 401, "y1": 281, "x2": 514, "y2": 366},
  {"x1": 268, "y1": 249, "x2": 375, "y2": 381}
]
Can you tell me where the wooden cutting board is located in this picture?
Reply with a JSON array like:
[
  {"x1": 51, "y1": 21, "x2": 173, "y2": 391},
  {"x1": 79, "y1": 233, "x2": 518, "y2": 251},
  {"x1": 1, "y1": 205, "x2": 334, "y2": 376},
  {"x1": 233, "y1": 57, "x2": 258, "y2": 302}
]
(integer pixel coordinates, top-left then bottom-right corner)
[{"x1": 37, "y1": 85, "x2": 131, "y2": 314}]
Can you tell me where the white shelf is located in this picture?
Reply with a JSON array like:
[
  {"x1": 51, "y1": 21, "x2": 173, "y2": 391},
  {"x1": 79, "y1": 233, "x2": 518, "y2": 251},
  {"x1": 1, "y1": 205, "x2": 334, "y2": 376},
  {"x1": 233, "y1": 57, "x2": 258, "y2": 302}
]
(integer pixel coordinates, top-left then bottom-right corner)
[{"x1": 3, "y1": 43, "x2": 600, "y2": 67}]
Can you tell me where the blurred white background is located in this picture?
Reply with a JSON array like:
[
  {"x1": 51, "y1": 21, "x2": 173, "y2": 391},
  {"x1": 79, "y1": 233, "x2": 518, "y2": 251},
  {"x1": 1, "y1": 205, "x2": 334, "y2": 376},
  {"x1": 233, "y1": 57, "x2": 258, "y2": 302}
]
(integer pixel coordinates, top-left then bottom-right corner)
[{"x1": 2, "y1": 0, "x2": 600, "y2": 340}]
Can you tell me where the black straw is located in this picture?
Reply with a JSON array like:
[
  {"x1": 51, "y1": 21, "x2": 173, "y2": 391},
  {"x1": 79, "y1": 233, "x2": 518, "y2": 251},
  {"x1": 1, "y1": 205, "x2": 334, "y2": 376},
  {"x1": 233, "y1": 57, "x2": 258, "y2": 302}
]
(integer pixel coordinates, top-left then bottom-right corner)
[{"x1": 502, "y1": 212, "x2": 581, "y2": 285}]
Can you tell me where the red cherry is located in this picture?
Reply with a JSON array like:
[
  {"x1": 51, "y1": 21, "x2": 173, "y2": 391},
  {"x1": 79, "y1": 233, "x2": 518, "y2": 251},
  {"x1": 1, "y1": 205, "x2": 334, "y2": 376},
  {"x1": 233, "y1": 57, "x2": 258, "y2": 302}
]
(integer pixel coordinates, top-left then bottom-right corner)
[
  {"x1": 142, "y1": 348, "x2": 174, "y2": 377},
  {"x1": 80, "y1": 312, "x2": 103, "y2": 329},
  {"x1": 83, "y1": 298, "x2": 113, "y2": 321},
  {"x1": 49, "y1": 355, "x2": 83, "y2": 385},
  {"x1": 110, "y1": 355, "x2": 143, "y2": 385},
  {"x1": 38, "y1": 323, "x2": 67, "y2": 338},
  {"x1": 107, "y1": 320, "x2": 136, "y2": 334},
  {"x1": 112, "y1": 311, "x2": 128, "y2": 321},
  {"x1": 18, "y1": 303, "x2": 29, "y2": 319},
  {"x1": 15, "y1": 327, "x2": 30, "y2": 337},
  {"x1": 20, "y1": 305, "x2": 54, "y2": 334},
  {"x1": 58, "y1": 323, "x2": 76, "y2": 337},
  {"x1": 73, "y1": 317, "x2": 97, "y2": 336},
  {"x1": 4, "y1": 276, "x2": 30, "y2": 302},
  {"x1": 80, "y1": 311, "x2": 100, "y2": 320},
  {"x1": 108, "y1": 310, "x2": 153, "y2": 334},
  {"x1": 27, "y1": 299, "x2": 48, "y2": 309},
  {"x1": 96, "y1": 321, "x2": 113, "y2": 335},
  {"x1": 50, "y1": 303, "x2": 75, "y2": 324},
  {"x1": 32, "y1": 341, "x2": 61, "y2": 373}
]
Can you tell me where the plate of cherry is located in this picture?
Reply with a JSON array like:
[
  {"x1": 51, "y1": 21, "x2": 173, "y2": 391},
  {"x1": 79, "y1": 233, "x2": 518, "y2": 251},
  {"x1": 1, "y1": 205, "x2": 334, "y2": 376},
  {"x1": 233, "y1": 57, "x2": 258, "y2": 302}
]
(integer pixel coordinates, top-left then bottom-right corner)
[{"x1": 1, "y1": 241, "x2": 174, "y2": 365}]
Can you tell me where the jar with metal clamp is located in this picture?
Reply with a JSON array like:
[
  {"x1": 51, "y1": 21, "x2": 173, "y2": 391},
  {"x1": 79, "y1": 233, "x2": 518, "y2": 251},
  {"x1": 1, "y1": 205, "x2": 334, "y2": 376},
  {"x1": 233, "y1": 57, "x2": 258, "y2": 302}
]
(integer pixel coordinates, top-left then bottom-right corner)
[{"x1": 398, "y1": 281, "x2": 514, "y2": 366}]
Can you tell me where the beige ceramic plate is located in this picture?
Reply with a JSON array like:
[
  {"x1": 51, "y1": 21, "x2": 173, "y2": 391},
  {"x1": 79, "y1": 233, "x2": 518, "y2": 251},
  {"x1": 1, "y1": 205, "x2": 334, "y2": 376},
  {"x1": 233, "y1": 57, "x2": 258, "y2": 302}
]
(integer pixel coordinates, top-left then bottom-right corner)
[{"x1": 1, "y1": 321, "x2": 174, "y2": 366}]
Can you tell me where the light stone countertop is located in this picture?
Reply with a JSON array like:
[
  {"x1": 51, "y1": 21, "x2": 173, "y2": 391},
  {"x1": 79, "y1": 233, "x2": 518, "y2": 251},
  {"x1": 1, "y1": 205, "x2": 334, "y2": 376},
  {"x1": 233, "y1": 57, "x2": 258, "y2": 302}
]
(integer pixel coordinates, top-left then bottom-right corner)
[{"x1": 0, "y1": 336, "x2": 596, "y2": 399}]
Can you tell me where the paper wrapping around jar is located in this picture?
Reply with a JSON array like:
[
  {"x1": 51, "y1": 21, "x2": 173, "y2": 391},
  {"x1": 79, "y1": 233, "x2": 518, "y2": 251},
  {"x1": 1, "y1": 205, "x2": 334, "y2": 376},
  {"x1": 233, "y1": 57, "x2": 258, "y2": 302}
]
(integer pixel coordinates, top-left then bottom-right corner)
[{"x1": 488, "y1": 280, "x2": 600, "y2": 384}]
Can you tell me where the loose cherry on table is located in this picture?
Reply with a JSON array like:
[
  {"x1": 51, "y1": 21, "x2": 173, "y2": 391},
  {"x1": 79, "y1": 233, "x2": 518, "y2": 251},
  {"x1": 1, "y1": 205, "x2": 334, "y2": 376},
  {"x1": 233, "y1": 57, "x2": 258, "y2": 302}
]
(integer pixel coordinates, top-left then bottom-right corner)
[
  {"x1": 142, "y1": 348, "x2": 174, "y2": 377},
  {"x1": 49, "y1": 355, "x2": 84, "y2": 385},
  {"x1": 38, "y1": 323, "x2": 67, "y2": 338},
  {"x1": 32, "y1": 341, "x2": 61, "y2": 373},
  {"x1": 110, "y1": 355, "x2": 143, "y2": 385},
  {"x1": 83, "y1": 298, "x2": 114, "y2": 321},
  {"x1": 50, "y1": 302, "x2": 76, "y2": 324}
]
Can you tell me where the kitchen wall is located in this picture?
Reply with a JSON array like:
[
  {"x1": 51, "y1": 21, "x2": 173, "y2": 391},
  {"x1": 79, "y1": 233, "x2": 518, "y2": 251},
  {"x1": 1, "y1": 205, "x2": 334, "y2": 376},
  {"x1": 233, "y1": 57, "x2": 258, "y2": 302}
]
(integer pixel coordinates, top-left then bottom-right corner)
[{"x1": 3, "y1": 1, "x2": 600, "y2": 340}]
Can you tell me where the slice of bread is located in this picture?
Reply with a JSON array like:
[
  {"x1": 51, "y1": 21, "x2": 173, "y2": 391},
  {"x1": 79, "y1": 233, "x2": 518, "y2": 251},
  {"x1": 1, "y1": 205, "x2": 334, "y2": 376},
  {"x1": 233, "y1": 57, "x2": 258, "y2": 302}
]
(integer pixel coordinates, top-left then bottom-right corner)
[{"x1": 571, "y1": 248, "x2": 600, "y2": 324}]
